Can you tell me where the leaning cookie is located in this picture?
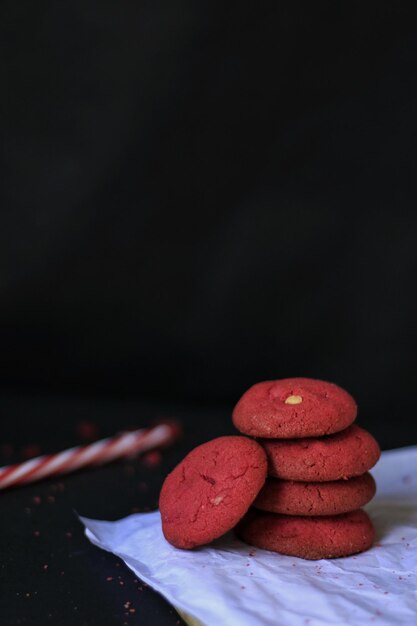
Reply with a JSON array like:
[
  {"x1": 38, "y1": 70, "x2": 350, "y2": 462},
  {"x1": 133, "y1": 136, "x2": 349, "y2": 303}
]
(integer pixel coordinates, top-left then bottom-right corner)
[
  {"x1": 159, "y1": 436, "x2": 267, "y2": 549},
  {"x1": 254, "y1": 472, "x2": 376, "y2": 516},
  {"x1": 232, "y1": 378, "x2": 357, "y2": 438},
  {"x1": 261, "y1": 424, "x2": 380, "y2": 482},
  {"x1": 236, "y1": 509, "x2": 375, "y2": 560}
]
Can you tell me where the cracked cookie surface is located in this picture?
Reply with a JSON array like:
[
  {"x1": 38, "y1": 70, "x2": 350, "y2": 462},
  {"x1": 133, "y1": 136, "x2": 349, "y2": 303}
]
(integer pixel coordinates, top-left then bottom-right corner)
[
  {"x1": 159, "y1": 436, "x2": 267, "y2": 549},
  {"x1": 236, "y1": 509, "x2": 375, "y2": 559},
  {"x1": 261, "y1": 424, "x2": 380, "y2": 481},
  {"x1": 232, "y1": 378, "x2": 357, "y2": 438},
  {"x1": 254, "y1": 472, "x2": 376, "y2": 516}
]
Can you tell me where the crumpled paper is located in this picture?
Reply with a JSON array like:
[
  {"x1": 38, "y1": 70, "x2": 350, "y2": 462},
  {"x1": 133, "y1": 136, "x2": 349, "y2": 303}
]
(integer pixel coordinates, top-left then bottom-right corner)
[{"x1": 81, "y1": 446, "x2": 417, "y2": 626}]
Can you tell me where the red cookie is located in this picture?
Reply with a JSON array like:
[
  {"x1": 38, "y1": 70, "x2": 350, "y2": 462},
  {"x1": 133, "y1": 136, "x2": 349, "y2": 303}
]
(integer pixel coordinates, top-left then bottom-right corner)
[
  {"x1": 262, "y1": 424, "x2": 380, "y2": 481},
  {"x1": 159, "y1": 436, "x2": 267, "y2": 549},
  {"x1": 254, "y1": 472, "x2": 376, "y2": 516},
  {"x1": 232, "y1": 378, "x2": 357, "y2": 438},
  {"x1": 236, "y1": 509, "x2": 375, "y2": 559}
]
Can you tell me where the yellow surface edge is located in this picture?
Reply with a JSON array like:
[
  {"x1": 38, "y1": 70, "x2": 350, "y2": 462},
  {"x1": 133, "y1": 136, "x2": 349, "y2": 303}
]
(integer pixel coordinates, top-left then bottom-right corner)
[{"x1": 175, "y1": 606, "x2": 206, "y2": 626}]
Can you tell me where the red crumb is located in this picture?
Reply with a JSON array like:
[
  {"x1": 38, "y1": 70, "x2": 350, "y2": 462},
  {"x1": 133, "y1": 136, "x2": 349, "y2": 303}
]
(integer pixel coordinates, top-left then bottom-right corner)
[
  {"x1": 141, "y1": 451, "x2": 162, "y2": 467},
  {"x1": 33, "y1": 531, "x2": 40, "y2": 537},
  {"x1": 119, "y1": 581, "x2": 124, "y2": 586},
  {"x1": 32, "y1": 496, "x2": 41, "y2": 505},
  {"x1": 21, "y1": 444, "x2": 41, "y2": 459},
  {"x1": 76, "y1": 421, "x2": 99, "y2": 441},
  {"x1": 106, "y1": 577, "x2": 113, "y2": 582},
  {"x1": 0, "y1": 443, "x2": 14, "y2": 457}
]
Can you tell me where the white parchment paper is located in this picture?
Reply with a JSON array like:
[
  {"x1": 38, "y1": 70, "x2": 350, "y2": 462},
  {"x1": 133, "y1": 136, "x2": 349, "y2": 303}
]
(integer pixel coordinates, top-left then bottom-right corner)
[{"x1": 81, "y1": 446, "x2": 417, "y2": 626}]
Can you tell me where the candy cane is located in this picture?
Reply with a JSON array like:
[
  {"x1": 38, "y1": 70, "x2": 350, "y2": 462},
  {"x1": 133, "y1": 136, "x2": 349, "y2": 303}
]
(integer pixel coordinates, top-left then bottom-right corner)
[{"x1": 0, "y1": 422, "x2": 180, "y2": 490}]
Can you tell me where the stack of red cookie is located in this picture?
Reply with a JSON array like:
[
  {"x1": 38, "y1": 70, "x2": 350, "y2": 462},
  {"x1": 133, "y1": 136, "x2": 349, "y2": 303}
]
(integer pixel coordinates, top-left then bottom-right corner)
[
  {"x1": 233, "y1": 378, "x2": 380, "y2": 559},
  {"x1": 159, "y1": 377, "x2": 380, "y2": 560}
]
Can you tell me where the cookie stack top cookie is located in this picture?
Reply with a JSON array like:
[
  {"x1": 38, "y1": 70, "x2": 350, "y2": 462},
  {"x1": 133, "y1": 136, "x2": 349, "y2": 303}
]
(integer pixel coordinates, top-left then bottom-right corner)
[{"x1": 232, "y1": 377, "x2": 358, "y2": 439}]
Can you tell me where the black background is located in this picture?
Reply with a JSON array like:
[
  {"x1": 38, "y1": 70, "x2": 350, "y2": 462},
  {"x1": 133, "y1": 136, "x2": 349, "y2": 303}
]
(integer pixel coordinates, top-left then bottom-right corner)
[{"x1": 2, "y1": 2, "x2": 417, "y2": 624}]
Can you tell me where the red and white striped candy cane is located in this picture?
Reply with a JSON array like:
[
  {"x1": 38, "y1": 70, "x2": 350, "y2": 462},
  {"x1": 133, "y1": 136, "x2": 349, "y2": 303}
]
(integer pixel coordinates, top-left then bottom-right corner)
[{"x1": 0, "y1": 422, "x2": 180, "y2": 490}]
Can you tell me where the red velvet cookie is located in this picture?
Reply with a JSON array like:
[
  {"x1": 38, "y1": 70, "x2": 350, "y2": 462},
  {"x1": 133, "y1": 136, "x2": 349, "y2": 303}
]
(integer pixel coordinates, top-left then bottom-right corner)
[
  {"x1": 236, "y1": 509, "x2": 375, "y2": 559},
  {"x1": 254, "y1": 472, "x2": 376, "y2": 516},
  {"x1": 232, "y1": 378, "x2": 357, "y2": 438},
  {"x1": 262, "y1": 424, "x2": 380, "y2": 481},
  {"x1": 159, "y1": 436, "x2": 267, "y2": 549}
]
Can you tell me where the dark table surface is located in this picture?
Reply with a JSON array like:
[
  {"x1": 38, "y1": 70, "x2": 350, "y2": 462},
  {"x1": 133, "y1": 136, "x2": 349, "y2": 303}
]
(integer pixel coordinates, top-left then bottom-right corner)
[{"x1": 0, "y1": 390, "x2": 412, "y2": 626}]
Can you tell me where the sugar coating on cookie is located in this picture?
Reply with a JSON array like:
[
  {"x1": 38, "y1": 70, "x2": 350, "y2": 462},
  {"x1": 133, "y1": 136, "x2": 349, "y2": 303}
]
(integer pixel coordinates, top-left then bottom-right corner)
[
  {"x1": 159, "y1": 436, "x2": 267, "y2": 549},
  {"x1": 232, "y1": 378, "x2": 357, "y2": 438},
  {"x1": 254, "y1": 472, "x2": 376, "y2": 516},
  {"x1": 261, "y1": 424, "x2": 380, "y2": 482},
  {"x1": 236, "y1": 509, "x2": 375, "y2": 559}
]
